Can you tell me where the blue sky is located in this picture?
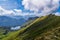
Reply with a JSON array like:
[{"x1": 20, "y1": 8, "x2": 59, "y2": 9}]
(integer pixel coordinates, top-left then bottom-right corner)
[
  {"x1": 0, "y1": 0, "x2": 60, "y2": 16},
  {"x1": 0, "y1": 0, "x2": 21, "y2": 10}
]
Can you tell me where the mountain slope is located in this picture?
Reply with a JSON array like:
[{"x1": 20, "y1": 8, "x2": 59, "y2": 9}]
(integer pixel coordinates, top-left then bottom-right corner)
[{"x1": 2, "y1": 14, "x2": 60, "y2": 40}]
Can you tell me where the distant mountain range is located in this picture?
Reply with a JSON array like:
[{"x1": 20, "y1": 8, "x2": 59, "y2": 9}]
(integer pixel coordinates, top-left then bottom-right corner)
[{"x1": 0, "y1": 16, "x2": 27, "y2": 27}]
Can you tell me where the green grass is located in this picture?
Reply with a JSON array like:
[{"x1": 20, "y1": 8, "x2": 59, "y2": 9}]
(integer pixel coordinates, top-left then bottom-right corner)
[{"x1": 0, "y1": 27, "x2": 7, "y2": 40}]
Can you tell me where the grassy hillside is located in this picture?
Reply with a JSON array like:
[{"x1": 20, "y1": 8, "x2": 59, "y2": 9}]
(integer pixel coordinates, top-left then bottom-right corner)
[
  {"x1": 0, "y1": 27, "x2": 8, "y2": 40},
  {"x1": 2, "y1": 14, "x2": 60, "y2": 40}
]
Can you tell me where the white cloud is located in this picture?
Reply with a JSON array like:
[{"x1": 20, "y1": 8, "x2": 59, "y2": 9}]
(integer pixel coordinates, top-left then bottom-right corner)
[
  {"x1": 0, "y1": 6, "x2": 35, "y2": 16},
  {"x1": 0, "y1": 6, "x2": 23, "y2": 16},
  {"x1": 0, "y1": 5, "x2": 60, "y2": 17},
  {"x1": 11, "y1": 26, "x2": 21, "y2": 30},
  {"x1": 0, "y1": 6, "x2": 14, "y2": 15},
  {"x1": 22, "y1": 0, "x2": 59, "y2": 13},
  {"x1": 55, "y1": 12, "x2": 60, "y2": 16},
  {"x1": 14, "y1": 9, "x2": 22, "y2": 13}
]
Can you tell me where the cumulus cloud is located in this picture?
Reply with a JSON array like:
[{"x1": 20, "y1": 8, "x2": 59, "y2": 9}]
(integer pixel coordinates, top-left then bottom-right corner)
[{"x1": 22, "y1": 0, "x2": 59, "y2": 13}]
